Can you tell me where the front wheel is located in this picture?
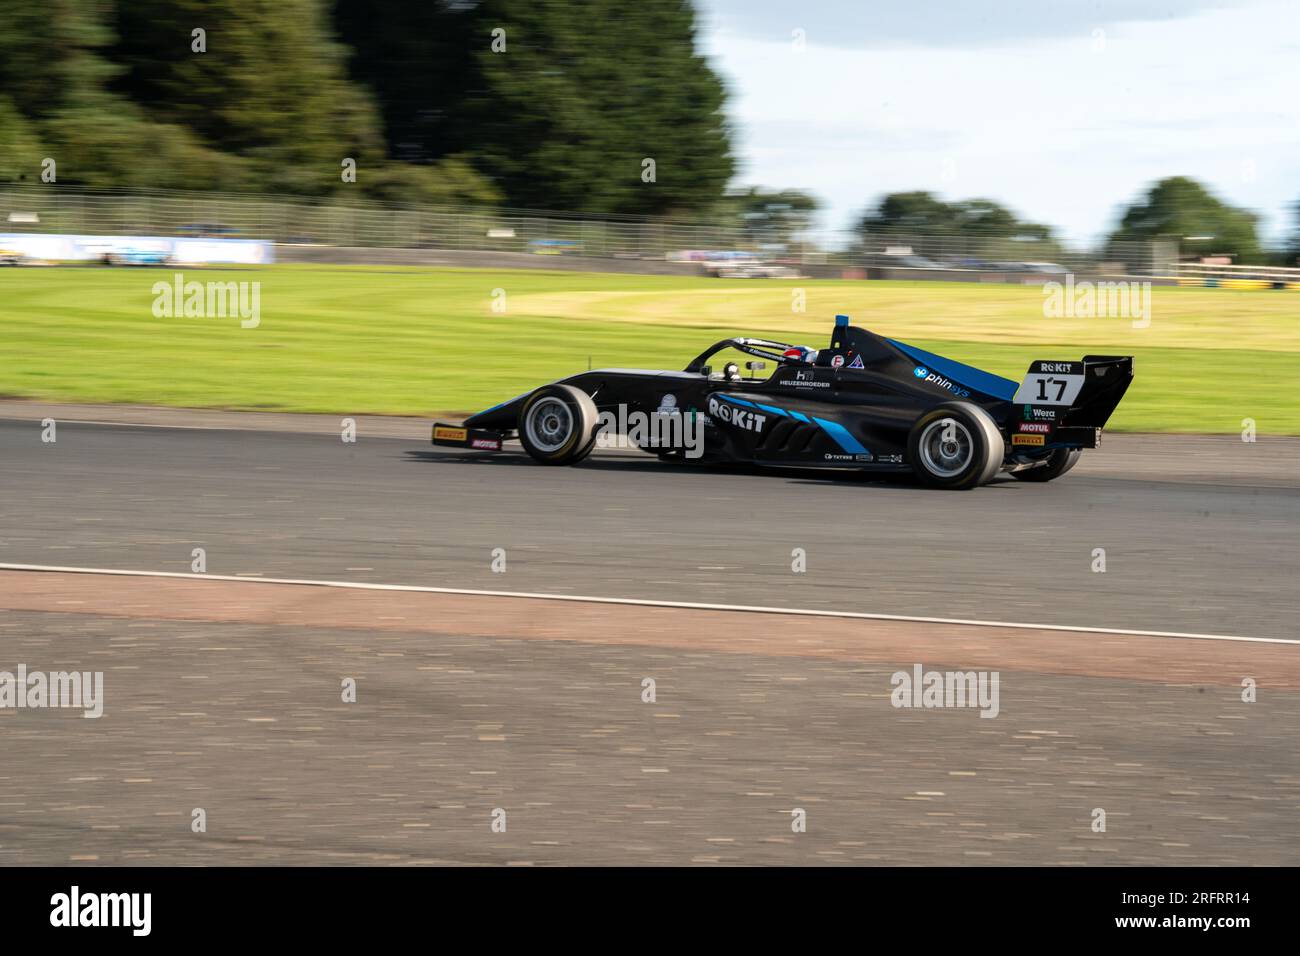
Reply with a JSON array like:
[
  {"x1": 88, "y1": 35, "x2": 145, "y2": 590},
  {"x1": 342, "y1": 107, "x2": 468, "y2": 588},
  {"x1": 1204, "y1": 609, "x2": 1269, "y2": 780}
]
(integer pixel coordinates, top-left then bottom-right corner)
[
  {"x1": 517, "y1": 384, "x2": 600, "y2": 465},
  {"x1": 1011, "y1": 448, "x2": 1081, "y2": 482},
  {"x1": 907, "y1": 402, "x2": 1004, "y2": 490}
]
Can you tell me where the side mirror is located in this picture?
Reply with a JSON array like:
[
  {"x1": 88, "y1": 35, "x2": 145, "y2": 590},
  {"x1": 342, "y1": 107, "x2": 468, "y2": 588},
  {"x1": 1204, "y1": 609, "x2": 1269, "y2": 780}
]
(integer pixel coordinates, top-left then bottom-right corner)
[{"x1": 745, "y1": 361, "x2": 767, "y2": 373}]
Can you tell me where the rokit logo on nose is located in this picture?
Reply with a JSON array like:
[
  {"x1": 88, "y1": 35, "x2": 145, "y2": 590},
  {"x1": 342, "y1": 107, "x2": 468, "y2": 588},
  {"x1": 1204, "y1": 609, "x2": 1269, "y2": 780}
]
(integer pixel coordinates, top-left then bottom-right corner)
[{"x1": 708, "y1": 396, "x2": 767, "y2": 432}]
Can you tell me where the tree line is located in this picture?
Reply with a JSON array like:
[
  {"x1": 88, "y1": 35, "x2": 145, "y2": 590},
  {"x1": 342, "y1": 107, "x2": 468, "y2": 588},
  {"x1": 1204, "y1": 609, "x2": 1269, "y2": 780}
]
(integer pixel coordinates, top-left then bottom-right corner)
[
  {"x1": 0, "y1": 0, "x2": 732, "y2": 214},
  {"x1": 856, "y1": 178, "x2": 1295, "y2": 264}
]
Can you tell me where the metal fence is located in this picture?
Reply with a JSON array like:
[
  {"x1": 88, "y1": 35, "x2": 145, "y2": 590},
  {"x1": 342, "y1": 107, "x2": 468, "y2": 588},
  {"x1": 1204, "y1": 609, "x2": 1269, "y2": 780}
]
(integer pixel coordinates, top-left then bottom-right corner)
[
  {"x1": 0, "y1": 186, "x2": 755, "y2": 260},
  {"x1": 1176, "y1": 261, "x2": 1300, "y2": 288},
  {"x1": 0, "y1": 185, "x2": 1169, "y2": 274},
  {"x1": 851, "y1": 232, "x2": 1177, "y2": 277}
]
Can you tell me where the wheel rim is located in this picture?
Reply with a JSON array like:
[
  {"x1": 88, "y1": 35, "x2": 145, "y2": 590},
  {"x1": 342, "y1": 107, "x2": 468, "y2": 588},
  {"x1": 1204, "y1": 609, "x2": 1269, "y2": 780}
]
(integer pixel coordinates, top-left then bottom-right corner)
[
  {"x1": 525, "y1": 397, "x2": 574, "y2": 453},
  {"x1": 919, "y1": 418, "x2": 974, "y2": 478}
]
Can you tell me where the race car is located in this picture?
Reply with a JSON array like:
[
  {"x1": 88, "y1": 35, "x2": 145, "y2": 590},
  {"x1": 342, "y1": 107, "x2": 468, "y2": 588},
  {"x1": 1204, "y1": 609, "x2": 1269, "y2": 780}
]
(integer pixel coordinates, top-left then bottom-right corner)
[{"x1": 432, "y1": 315, "x2": 1133, "y2": 489}]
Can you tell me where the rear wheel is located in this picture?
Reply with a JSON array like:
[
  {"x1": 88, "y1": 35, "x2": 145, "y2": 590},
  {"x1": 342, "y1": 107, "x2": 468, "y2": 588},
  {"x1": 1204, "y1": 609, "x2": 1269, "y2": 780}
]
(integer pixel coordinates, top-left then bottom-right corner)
[
  {"x1": 517, "y1": 384, "x2": 599, "y2": 465},
  {"x1": 907, "y1": 402, "x2": 1004, "y2": 490},
  {"x1": 1011, "y1": 448, "x2": 1081, "y2": 482}
]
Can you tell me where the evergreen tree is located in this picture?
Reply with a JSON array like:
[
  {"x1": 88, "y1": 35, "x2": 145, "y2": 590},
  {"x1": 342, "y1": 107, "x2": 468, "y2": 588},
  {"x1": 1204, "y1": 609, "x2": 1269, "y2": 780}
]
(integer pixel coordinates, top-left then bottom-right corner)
[
  {"x1": 466, "y1": 0, "x2": 734, "y2": 215},
  {"x1": 110, "y1": 0, "x2": 386, "y2": 194}
]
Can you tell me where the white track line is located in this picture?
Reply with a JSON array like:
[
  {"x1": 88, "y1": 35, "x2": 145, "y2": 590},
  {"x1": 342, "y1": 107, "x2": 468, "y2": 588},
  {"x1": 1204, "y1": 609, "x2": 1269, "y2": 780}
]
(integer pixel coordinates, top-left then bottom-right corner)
[{"x1": 0, "y1": 562, "x2": 1293, "y2": 646}]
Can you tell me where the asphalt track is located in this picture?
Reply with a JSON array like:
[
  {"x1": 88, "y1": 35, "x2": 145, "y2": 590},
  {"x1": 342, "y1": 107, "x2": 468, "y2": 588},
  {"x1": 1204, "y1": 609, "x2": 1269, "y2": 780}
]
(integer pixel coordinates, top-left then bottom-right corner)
[
  {"x1": 2, "y1": 418, "x2": 1297, "y2": 638},
  {"x1": 1, "y1": 413, "x2": 1298, "y2": 865}
]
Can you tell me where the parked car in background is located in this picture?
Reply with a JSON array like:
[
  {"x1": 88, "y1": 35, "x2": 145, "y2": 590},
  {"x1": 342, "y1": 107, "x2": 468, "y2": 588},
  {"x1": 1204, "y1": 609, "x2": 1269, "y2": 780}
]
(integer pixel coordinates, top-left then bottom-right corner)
[
  {"x1": 862, "y1": 253, "x2": 943, "y2": 270},
  {"x1": 891, "y1": 255, "x2": 942, "y2": 269},
  {"x1": 990, "y1": 260, "x2": 1066, "y2": 273},
  {"x1": 104, "y1": 246, "x2": 174, "y2": 266},
  {"x1": 707, "y1": 255, "x2": 800, "y2": 278}
]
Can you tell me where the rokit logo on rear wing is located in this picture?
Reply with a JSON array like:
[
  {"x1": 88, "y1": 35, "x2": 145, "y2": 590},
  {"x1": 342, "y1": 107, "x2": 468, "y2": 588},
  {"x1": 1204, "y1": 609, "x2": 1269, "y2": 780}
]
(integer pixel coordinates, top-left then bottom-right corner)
[{"x1": 1012, "y1": 360, "x2": 1085, "y2": 406}]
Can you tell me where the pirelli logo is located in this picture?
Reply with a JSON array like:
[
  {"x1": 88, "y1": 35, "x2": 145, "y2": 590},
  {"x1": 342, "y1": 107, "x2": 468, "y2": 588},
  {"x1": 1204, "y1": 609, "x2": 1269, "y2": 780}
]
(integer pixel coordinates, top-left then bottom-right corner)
[
  {"x1": 1012, "y1": 434, "x2": 1046, "y2": 446},
  {"x1": 433, "y1": 425, "x2": 468, "y2": 442}
]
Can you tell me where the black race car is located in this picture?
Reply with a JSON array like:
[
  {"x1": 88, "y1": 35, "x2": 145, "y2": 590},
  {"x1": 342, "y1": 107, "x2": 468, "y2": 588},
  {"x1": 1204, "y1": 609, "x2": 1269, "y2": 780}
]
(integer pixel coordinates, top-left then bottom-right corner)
[{"x1": 431, "y1": 315, "x2": 1133, "y2": 489}]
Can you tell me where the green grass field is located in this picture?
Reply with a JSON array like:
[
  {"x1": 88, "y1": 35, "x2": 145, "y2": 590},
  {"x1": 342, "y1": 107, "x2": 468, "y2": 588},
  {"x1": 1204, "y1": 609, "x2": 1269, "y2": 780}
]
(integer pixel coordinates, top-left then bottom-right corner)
[{"x1": 3, "y1": 265, "x2": 1298, "y2": 433}]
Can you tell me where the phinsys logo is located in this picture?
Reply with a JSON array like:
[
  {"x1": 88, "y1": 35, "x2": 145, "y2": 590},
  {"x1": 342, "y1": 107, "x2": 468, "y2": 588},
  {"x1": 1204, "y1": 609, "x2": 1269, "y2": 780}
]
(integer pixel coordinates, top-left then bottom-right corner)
[{"x1": 913, "y1": 366, "x2": 928, "y2": 378}]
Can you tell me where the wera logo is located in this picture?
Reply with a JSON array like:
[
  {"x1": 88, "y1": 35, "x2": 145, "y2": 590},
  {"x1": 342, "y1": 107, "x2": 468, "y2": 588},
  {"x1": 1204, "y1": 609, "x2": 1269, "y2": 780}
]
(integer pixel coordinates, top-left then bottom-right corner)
[
  {"x1": 50, "y1": 886, "x2": 151, "y2": 936},
  {"x1": 890, "y1": 664, "x2": 1000, "y2": 718},
  {"x1": 152, "y1": 272, "x2": 261, "y2": 328}
]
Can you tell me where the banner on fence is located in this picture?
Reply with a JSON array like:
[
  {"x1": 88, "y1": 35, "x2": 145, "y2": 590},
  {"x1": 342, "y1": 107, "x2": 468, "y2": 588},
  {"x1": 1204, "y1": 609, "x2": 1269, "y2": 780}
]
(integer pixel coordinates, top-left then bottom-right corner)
[{"x1": 0, "y1": 233, "x2": 274, "y2": 265}]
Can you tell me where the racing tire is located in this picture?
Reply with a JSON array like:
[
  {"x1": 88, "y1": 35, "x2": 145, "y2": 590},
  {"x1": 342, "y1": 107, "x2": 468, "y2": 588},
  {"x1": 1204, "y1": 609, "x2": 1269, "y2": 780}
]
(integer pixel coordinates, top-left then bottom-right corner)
[
  {"x1": 1010, "y1": 448, "x2": 1081, "y2": 483},
  {"x1": 518, "y1": 384, "x2": 600, "y2": 465},
  {"x1": 907, "y1": 402, "x2": 1004, "y2": 490}
]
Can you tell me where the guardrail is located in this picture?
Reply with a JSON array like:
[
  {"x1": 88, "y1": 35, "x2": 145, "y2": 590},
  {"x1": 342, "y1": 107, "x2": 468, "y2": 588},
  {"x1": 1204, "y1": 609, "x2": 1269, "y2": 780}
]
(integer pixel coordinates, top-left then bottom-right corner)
[
  {"x1": 0, "y1": 187, "x2": 754, "y2": 261},
  {"x1": 852, "y1": 233, "x2": 1179, "y2": 278},
  {"x1": 1176, "y1": 261, "x2": 1300, "y2": 288},
  {"x1": 0, "y1": 186, "x2": 1174, "y2": 275}
]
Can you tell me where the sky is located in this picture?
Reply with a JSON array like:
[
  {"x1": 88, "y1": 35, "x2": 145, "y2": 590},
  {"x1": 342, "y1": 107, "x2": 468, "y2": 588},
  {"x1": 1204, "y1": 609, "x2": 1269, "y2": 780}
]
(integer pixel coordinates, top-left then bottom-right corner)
[{"x1": 695, "y1": 0, "x2": 1300, "y2": 248}]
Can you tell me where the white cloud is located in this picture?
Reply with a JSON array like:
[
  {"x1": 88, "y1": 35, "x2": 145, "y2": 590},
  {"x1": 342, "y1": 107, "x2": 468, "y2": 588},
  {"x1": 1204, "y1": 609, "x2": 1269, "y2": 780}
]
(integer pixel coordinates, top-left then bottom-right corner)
[{"x1": 700, "y1": 0, "x2": 1300, "y2": 247}]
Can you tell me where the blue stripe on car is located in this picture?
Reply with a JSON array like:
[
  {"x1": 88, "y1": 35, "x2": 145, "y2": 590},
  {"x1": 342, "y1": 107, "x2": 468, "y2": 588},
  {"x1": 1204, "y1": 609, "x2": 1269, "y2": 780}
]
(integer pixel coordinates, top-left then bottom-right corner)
[
  {"x1": 717, "y1": 394, "x2": 868, "y2": 454},
  {"x1": 885, "y1": 338, "x2": 1018, "y2": 401},
  {"x1": 812, "y1": 417, "x2": 869, "y2": 454}
]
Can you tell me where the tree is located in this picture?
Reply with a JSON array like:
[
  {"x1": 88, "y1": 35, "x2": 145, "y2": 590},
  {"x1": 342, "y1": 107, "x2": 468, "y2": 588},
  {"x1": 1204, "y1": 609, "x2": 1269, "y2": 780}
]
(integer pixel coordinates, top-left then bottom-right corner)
[
  {"x1": 333, "y1": 0, "x2": 482, "y2": 164},
  {"x1": 0, "y1": 0, "x2": 120, "y2": 121},
  {"x1": 1108, "y1": 176, "x2": 1261, "y2": 263},
  {"x1": 336, "y1": 0, "x2": 736, "y2": 214},
  {"x1": 1, "y1": 0, "x2": 732, "y2": 213},
  {"x1": 857, "y1": 191, "x2": 959, "y2": 235},
  {"x1": 856, "y1": 192, "x2": 1052, "y2": 240},
  {"x1": 720, "y1": 187, "x2": 819, "y2": 252},
  {"x1": 0, "y1": 98, "x2": 47, "y2": 184},
  {"x1": 465, "y1": 0, "x2": 734, "y2": 215},
  {"x1": 0, "y1": 0, "x2": 235, "y2": 189},
  {"x1": 110, "y1": 0, "x2": 387, "y2": 194}
]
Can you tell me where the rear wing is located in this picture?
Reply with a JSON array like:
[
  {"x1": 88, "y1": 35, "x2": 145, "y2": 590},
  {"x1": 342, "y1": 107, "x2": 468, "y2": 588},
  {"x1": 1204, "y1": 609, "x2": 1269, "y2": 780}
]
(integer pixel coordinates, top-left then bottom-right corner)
[
  {"x1": 1070, "y1": 356, "x2": 1135, "y2": 428},
  {"x1": 1010, "y1": 357, "x2": 1133, "y2": 447}
]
